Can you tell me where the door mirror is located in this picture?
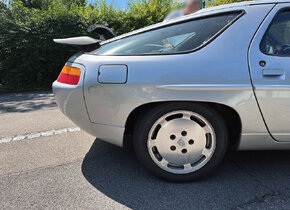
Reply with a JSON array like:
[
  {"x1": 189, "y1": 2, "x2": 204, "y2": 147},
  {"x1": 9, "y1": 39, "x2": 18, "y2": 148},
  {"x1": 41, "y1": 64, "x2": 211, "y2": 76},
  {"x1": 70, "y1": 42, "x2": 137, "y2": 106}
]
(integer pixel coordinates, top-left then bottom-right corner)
[{"x1": 87, "y1": 24, "x2": 115, "y2": 41}]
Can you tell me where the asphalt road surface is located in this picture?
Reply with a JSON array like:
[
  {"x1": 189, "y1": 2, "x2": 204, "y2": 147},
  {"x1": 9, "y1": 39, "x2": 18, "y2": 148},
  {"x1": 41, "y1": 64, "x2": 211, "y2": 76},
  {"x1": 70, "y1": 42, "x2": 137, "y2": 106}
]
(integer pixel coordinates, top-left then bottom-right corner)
[{"x1": 1, "y1": 91, "x2": 290, "y2": 209}]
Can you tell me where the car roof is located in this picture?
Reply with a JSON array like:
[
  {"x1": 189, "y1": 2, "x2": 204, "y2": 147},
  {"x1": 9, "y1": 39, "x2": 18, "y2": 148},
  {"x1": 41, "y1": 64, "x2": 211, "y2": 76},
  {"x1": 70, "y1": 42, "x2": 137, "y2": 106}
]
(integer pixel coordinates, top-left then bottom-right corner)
[
  {"x1": 230, "y1": 0, "x2": 290, "y2": 5},
  {"x1": 205, "y1": 0, "x2": 290, "y2": 8},
  {"x1": 194, "y1": 0, "x2": 290, "y2": 14},
  {"x1": 102, "y1": 0, "x2": 290, "y2": 45}
]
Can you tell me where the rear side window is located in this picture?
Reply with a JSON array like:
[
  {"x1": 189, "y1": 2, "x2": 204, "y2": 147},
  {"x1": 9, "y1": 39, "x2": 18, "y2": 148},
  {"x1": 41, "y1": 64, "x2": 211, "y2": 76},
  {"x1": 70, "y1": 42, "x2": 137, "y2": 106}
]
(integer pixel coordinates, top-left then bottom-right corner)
[
  {"x1": 91, "y1": 11, "x2": 243, "y2": 55},
  {"x1": 261, "y1": 10, "x2": 290, "y2": 56}
]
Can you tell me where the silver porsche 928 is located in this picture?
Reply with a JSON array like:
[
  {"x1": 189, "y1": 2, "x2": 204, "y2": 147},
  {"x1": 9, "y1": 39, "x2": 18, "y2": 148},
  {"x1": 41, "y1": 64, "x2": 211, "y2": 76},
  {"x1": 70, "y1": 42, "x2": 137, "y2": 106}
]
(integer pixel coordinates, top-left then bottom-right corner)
[{"x1": 53, "y1": 0, "x2": 290, "y2": 181}]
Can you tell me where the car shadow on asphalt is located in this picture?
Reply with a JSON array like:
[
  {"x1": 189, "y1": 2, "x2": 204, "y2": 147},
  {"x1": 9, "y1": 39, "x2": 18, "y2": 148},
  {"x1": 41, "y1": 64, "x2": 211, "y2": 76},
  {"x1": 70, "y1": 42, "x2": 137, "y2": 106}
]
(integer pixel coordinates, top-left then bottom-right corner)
[
  {"x1": 81, "y1": 139, "x2": 290, "y2": 209},
  {"x1": 0, "y1": 91, "x2": 56, "y2": 113}
]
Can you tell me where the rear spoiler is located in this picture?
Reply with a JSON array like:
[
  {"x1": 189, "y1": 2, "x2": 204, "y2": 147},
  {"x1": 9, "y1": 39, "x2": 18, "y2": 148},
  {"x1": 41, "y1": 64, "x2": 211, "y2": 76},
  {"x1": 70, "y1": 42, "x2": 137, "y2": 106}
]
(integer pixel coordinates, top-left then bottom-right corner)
[
  {"x1": 87, "y1": 24, "x2": 115, "y2": 41},
  {"x1": 53, "y1": 36, "x2": 101, "y2": 51},
  {"x1": 53, "y1": 24, "x2": 116, "y2": 51}
]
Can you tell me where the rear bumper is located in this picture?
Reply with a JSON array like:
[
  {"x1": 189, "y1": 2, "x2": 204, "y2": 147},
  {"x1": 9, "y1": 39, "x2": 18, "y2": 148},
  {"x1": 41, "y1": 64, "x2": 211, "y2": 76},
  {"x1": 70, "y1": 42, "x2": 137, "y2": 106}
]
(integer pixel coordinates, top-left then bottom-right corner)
[
  {"x1": 80, "y1": 122, "x2": 125, "y2": 147},
  {"x1": 53, "y1": 80, "x2": 125, "y2": 147},
  {"x1": 52, "y1": 79, "x2": 90, "y2": 126}
]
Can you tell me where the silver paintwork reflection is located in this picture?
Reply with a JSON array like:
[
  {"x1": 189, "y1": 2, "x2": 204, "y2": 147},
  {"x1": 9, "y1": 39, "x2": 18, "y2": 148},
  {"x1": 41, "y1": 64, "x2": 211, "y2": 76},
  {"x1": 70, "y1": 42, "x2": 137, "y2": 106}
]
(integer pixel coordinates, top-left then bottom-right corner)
[
  {"x1": 53, "y1": 1, "x2": 290, "y2": 150},
  {"x1": 147, "y1": 111, "x2": 216, "y2": 174},
  {"x1": 156, "y1": 84, "x2": 252, "y2": 91}
]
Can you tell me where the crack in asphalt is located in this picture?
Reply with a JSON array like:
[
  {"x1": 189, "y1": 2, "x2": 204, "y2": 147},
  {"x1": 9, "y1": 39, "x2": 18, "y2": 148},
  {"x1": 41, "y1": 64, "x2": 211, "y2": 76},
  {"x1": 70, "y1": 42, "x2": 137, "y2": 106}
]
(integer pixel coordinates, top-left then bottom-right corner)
[
  {"x1": 227, "y1": 157, "x2": 289, "y2": 209},
  {"x1": 227, "y1": 156, "x2": 272, "y2": 191},
  {"x1": 0, "y1": 157, "x2": 84, "y2": 178},
  {"x1": 234, "y1": 190, "x2": 281, "y2": 209},
  {"x1": 0, "y1": 148, "x2": 116, "y2": 179}
]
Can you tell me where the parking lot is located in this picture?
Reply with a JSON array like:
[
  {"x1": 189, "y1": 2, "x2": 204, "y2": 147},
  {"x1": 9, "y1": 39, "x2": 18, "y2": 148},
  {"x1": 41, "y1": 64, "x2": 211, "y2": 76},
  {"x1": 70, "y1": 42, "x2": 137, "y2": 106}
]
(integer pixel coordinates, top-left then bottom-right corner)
[{"x1": 1, "y1": 91, "x2": 290, "y2": 209}]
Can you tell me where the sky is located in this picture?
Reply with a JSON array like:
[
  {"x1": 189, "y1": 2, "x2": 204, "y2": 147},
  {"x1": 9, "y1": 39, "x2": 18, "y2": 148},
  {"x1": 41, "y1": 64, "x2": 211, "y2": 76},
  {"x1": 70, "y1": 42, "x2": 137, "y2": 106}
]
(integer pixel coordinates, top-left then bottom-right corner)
[
  {"x1": 88, "y1": 0, "x2": 131, "y2": 10},
  {"x1": 88, "y1": 0, "x2": 215, "y2": 10}
]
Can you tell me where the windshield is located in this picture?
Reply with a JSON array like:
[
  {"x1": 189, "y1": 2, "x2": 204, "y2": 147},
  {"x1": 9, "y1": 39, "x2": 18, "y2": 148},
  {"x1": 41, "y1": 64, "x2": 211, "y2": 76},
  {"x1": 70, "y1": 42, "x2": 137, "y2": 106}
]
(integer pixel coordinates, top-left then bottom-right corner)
[{"x1": 91, "y1": 12, "x2": 242, "y2": 55}]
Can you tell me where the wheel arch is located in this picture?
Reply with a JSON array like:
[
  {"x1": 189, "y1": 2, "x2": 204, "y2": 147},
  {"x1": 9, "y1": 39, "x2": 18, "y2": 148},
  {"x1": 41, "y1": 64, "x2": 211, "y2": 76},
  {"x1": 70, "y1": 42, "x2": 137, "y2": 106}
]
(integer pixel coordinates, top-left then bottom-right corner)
[{"x1": 123, "y1": 101, "x2": 242, "y2": 150}]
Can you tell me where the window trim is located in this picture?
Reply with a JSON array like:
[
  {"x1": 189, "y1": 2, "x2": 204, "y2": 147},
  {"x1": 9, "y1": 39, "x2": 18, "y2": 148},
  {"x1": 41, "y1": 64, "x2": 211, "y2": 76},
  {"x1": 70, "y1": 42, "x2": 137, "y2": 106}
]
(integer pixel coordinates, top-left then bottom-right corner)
[
  {"x1": 88, "y1": 10, "x2": 245, "y2": 56},
  {"x1": 260, "y1": 7, "x2": 290, "y2": 57}
]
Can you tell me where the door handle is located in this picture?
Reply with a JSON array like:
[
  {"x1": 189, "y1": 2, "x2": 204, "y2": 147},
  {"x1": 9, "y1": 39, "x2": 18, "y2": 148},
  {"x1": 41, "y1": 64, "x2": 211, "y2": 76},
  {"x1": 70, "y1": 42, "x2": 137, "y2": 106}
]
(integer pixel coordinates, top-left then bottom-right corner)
[{"x1": 262, "y1": 69, "x2": 284, "y2": 76}]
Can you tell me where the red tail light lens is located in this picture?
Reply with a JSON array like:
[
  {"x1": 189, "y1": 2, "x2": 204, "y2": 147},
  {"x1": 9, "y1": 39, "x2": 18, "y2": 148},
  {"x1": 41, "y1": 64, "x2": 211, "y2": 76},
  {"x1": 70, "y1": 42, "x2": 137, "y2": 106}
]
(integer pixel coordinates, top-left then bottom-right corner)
[{"x1": 57, "y1": 66, "x2": 81, "y2": 85}]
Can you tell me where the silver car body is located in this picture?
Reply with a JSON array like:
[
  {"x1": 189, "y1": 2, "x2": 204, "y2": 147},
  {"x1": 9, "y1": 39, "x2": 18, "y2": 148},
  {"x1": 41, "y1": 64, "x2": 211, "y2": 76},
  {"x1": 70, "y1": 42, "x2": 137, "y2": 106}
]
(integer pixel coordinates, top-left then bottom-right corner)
[{"x1": 53, "y1": 0, "x2": 290, "y2": 150}]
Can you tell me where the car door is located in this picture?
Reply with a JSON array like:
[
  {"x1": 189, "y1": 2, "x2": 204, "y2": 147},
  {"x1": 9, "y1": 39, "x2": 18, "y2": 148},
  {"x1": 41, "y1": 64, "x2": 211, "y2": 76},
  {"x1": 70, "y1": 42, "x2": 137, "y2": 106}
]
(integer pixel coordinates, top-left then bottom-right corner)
[{"x1": 249, "y1": 4, "x2": 290, "y2": 142}]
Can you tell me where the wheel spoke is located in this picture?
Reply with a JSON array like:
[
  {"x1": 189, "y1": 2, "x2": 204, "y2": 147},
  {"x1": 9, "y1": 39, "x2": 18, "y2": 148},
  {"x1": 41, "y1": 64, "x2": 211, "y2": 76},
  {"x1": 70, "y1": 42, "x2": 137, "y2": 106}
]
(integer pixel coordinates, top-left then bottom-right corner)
[
  {"x1": 203, "y1": 125, "x2": 212, "y2": 133},
  {"x1": 184, "y1": 163, "x2": 192, "y2": 170},
  {"x1": 202, "y1": 148, "x2": 212, "y2": 158},
  {"x1": 158, "y1": 118, "x2": 167, "y2": 126},
  {"x1": 160, "y1": 159, "x2": 169, "y2": 168},
  {"x1": 182, "y1": 112, "x2": 192, "y2": 120},
  {"x1": 149, "y1": 140, "x2": 157, "y2": 147}
]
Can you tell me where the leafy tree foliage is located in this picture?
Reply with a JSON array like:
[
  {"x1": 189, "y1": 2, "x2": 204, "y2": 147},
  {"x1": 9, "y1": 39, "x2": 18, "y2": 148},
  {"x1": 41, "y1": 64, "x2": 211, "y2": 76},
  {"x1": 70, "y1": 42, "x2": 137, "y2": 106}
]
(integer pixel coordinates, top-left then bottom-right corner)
[
  {"x1": 207, "y1": 0, "x2": 250, "y2": 7},
  {"x1": 0, "y1": 0, "x2": 248, "y2": 92},
  {"x1": 11, "y1": 0, "x2": 86, "y2": 9},
  {"x1": 0, "y1": 0, "x2": 173, "y2": 92}
]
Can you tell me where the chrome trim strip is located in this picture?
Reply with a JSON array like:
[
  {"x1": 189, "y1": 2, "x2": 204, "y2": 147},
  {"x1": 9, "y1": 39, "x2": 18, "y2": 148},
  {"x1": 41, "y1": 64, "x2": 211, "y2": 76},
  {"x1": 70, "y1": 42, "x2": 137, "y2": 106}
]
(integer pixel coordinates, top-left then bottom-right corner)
[
  {"x1": 156, "y1": 84, "x2": 252, "y2": 91},
  {"x1": 91, "y1": 121, "x2": 124, "y2": 128},
  {"x1": 254, "y1": 85, "x2": 290, "y2": 90},
  {"x1": 272, "y1": 133, "x2": 290, "y2": 136},
  {"x1": 241, "y1": 132, "x2": 269, "y2": 136},
  {"x1": 242, "y1": 132, "x2": 290, "y2": 136},
  {"x1": 238, "y1": 134, "x2": 290, "y2": 151}
]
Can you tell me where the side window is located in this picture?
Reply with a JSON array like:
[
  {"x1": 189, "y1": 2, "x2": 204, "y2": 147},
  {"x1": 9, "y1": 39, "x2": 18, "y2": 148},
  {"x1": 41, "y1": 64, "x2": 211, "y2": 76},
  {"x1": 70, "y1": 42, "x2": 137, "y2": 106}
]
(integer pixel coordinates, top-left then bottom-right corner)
[
  {"x1": 261, "y1": 10, "x2": 290, "y2": 56},
  {"x1": 92, "y1": 11, "x2": 243, "y2": 56}
]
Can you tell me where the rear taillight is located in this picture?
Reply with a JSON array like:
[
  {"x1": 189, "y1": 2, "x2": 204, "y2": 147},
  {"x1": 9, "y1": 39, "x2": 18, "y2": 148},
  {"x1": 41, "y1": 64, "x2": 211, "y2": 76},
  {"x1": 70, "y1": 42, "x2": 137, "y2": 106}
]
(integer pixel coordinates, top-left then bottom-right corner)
[{"x1": 57, "y1": 65, "x2": 81, "y2": 85}]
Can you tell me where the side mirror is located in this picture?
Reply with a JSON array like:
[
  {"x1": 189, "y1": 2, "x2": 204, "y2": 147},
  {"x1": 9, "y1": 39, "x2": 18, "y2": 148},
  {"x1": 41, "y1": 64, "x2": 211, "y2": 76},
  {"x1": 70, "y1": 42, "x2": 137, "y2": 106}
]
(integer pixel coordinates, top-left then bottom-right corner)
[{"x1": 87, "y1": 24, "x2": 115, "y2": 41}]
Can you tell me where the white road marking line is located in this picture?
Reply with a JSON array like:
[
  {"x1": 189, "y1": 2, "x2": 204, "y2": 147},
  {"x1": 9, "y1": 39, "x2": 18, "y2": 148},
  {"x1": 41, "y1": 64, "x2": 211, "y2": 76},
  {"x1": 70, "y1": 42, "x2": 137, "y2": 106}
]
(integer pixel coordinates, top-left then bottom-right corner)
[{"x1": 0, "y1": 127, "x2": 80, "y2": 144}]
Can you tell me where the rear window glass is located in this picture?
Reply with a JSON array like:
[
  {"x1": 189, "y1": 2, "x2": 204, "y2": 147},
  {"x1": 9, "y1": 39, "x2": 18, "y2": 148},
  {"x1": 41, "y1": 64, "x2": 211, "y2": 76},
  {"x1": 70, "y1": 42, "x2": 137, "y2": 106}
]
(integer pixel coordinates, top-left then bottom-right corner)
[{"x1": 91, "y1": 11, "x2": 242, "y2": 56}]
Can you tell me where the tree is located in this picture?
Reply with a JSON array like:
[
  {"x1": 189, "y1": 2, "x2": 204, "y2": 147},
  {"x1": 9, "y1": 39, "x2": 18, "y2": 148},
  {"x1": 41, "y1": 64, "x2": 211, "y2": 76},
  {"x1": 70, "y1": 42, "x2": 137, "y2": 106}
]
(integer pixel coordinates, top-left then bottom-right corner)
[
  {"x1": 0, "y1": 0, "x2": 173, "y2": 92},
  {"x1": 11, "y1": 0, "x2": 86, "y2": 9},
  {"x1": 207, "y1": 0, "x2": 251, "y2": 7},
  {"x1": 13, "y1": 0, "x2": 53, "y2": 9},
  {"x1": 62, "y1": 0, "x2": 86, "y2": 7}
]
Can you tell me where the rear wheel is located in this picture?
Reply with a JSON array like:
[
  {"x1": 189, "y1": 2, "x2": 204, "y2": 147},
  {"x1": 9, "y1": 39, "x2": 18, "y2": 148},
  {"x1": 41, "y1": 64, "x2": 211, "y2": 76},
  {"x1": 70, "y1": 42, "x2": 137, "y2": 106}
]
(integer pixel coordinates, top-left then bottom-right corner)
[{"x1": 134, "y1": 103, "x2": 228, "y2": 182}]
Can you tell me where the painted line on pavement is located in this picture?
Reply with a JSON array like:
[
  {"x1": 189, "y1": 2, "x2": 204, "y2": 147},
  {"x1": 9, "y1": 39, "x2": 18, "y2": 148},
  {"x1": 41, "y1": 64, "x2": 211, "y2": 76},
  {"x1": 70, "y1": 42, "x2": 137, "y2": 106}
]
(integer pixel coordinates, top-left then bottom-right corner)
[{"x1": 0, "y1": 127, "x2": 80, "y2": 144}]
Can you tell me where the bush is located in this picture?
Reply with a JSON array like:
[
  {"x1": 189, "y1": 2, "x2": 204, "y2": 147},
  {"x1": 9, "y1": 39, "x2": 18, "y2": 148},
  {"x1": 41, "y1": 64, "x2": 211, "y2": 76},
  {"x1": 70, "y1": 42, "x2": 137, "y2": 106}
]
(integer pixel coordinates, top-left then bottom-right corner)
[
  {"x1": 0, "y1": 0, "x2": 173, "y2": 92},
  {"x1": 207, "y1": 0, "x2": 250, "y2": 7}
]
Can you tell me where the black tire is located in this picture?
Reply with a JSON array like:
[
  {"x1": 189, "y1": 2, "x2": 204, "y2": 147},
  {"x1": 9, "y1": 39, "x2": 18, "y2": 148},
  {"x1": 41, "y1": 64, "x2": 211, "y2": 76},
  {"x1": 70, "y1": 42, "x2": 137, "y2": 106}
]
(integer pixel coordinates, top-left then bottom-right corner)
[{"x1": 133, "y1": 102, "x2": 228, "y2": 182}]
